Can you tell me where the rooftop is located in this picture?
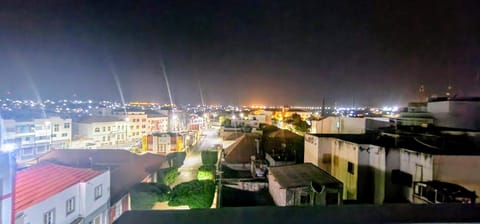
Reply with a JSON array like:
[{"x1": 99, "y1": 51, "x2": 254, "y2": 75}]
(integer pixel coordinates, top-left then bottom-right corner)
[
  {"x1": 309, "y1": 130, "x2": 480, "y2": 155},
  {"x1": 224, "y1": 134, "x2": 259, "y2": 164},
  {"x1": 38, "y1": 149, "x2": 165, "y2": 203},
  {"x1": 78, "y1": 116, "x2": 124, "y2": 123},
  {"x1": 268, "y1": 163, "x2": 341, "y2": 189},
  {"x1": 15, "y1": 163, "x2": 104, "y2": 212}
]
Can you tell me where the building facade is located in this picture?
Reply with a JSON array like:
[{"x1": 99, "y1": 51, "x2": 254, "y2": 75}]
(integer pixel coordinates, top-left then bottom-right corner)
[
  {"x1": 15, "y1": 163, "x2": 110, "y2": 224},
  {"x1": 0, "y1": 117, "x2": 72, "y2": 162},
  {"x1": 304, "y1": 133, "x2": 480, "y2": 204},
  {"x1": 75, "y1": 117, "x2": 128, "y2": 148},
  {"x1": 268, "y1": 163, "x2": 343, "y2": 206},
  {"x1": 0, "y1": 147, "x2": 15, "y2": 224}
]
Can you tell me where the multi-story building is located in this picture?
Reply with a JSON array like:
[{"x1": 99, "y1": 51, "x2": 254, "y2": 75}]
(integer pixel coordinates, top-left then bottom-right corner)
[
  {"x1": 427, "y1": 97, "x2": 480, "y2": 130},
  {"x1": 75, "y1": 117, "x2": 128, "y2": 147},
  {"x1": 141, "y1": 133, "x2": 183, "y2": 155},
  {"x1": 0, "y1": 117, "x2": 72, "y2": 162},
  {"x1": 304, "y1": 132, "x2": 480, "y2": 204},
  {"x1": 38, "y1": 150, "x2": 165, "y2": 224},
  {"x1": 0, "y1": 145, "x2": 15, "y2": 224},
  {"x1": 124, "y1": 112, "x2": 149, "y2": 140},
  {"x1": 146, "y1": 113, "x2": 169, "y2": 133},
  {"x1": 15, "y1": 163, "x2": 110, "y2": 224}
]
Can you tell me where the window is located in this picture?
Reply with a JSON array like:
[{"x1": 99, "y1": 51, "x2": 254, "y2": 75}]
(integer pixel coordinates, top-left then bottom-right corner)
[
  {"x1": 61, "y1": 133, "x2": 68, "y2": 137},
  {"x1": 94, "y1": 128, "x2": 100, "y2": 133},
  {"x1": 66, "y1": 197, "x2": 75, "y2": 215},
  {"x1": 102, "y1": 136, "x2": 105, "y2": 142},
  {"x1": 108, "y1": 126, "x2": 111, "y2": 132},
  {"x1": 93, "y1": 214, "x2": 102, "y2": 224},
  {"x1": 102, "y1": 127, "x2": 106, "y2": 132},
  {"x1": 44, "y1": 209, "x2": 55, "y2": 224},
  {"x1": 94, "y1": 185, "x2": 103, "y2": 200},
  {"x1": 53, "y1": 124, "x2": 59, "y2": 132},
  {"x1": 22, "y1": 148, "x2": 34, "y2": 156},
  {"x1": 347, "y1": 162, "x2": 354, "y2": 175},
  {"x1": 114, "y1": 202, "x2": 123, "y2": 220},
  {"x1": 64, "y1": 123, "x2": 70, "y2": 129},
  {"x1": 51, "y1": 134, "x2": 57, "y2": 138}
]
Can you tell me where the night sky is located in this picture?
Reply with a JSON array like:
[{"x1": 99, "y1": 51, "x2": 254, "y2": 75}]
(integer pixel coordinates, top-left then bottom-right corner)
[{"x1": 0, "y1": 0, "x2": 479, "y2": 106}]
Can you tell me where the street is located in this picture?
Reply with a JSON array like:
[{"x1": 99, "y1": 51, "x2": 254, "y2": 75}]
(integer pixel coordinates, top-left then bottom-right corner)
[{"x1": 170, "y1": 127, "x2": 222, "y2": 187}]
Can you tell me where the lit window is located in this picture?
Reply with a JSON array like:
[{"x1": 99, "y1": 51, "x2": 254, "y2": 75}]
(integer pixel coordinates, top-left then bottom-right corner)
[
  {"x1": 44, "y1": 209, "x2": 55, "y2": 224},
  {"x1": 66, "y1": 197, "x2": 75, "y2": 215},
  {"x1": 94, "y1": 185, "x2": 103, "y2": 200}
]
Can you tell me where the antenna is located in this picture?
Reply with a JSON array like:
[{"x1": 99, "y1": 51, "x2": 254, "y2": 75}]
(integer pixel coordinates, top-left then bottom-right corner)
[{"x1": 418, "y1": 84, "x2": 425, "y2": 102}]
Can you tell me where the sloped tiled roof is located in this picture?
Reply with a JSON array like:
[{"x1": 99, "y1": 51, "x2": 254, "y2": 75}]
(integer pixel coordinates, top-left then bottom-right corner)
[
  {"x1": 15, "y1": 163, "x2": 104, "y2": 212},
  {"x1": 224, "y1": 134, "x2": 259, "y2": 163},
  {"x1": 38, "y1": 149, "x2": 165, "y2": 203}
]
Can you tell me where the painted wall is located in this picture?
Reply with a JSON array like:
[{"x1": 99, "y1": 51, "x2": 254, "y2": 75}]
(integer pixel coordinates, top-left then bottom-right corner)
[
  {"x1": 267, "y1": 173, "x2": 287, "y2": 206},
  {"x1": 0, "y1": 152, "x2": 14, "y2": 224},
  {"x1": 428, "y1": 100, "x2": 480, "y2": 130},
  {"x1": 17, "y1": 171, "x2": 110, "y2": 224},
  {"x1": 433, "y1": 155, "x2": 480, "y2": 196},
  {"x1": 311, "y1": 117, "x2": 366, "y2": 134}
]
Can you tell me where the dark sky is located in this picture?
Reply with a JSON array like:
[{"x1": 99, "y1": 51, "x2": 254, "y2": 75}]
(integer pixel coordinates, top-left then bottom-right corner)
[{"x1": 0, "y1": 0, "x2": 479, "y2": 106}]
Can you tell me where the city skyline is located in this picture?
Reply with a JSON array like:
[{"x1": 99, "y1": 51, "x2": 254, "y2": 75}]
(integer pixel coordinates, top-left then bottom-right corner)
[{"x1": 1, "y1": 1, "x2": 479, "y2": 106}]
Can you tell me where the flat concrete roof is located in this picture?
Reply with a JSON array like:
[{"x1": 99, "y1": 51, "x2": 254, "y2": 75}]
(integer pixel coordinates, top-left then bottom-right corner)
[{"x1": 268, "y1": 163, "x2": 341, "y2": 189}]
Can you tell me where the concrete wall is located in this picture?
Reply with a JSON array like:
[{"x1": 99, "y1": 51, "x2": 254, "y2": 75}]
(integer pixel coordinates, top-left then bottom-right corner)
[
  {"x1": 268, "y1": 173, "x2": 287, "y2": 206},
  {"x1": 433, "y1": 155, "x2": 480, "y2": 196},
  {"x1": 398, "y1": 149, "x2": 433, "y2": 202},
  {"x1": 428, "y1": 100, "x2": 480, "y2": 130},
  {"x1": 311, "y1": 117, "x2": 366, "y2": 134},
  {"x1": 0, "y1": 152, "x2": 14, "y2": 224},
  {"x1": 305, "y1": 135, "x2": 388, "y2": 203}
]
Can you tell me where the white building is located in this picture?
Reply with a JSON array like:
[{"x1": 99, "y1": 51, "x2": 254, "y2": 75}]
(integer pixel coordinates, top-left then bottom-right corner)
[
  {"x1": 0, "y1": 117, "x2": 72, "y2": 162},
  {"x1": 304, "y1": 134, "x2": 387, "y2": 203},
  {"x1": 15, "y1": 163, "x2": 110, "y2": 224},
  {"x1": 427, "y1": 97, "x2": 480, "y2": 130},
  {"x1": 0, "y1": 147, "x2": 15, "y2": 224},
  {"x1": 304, "y1": 133, "x2": 480, "y2": 204},
  {"x1": 310, "y1": 117, "x2": 390, "y2": 134},
  {"x1": 75, "y1": 117, "x2": 128, "y2": 147},
  {"x1": 268, "y1": 163, "x2": 343, "y2": 206}
]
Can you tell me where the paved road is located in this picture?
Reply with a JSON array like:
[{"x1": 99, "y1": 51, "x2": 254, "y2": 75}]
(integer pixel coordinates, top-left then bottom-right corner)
[{"x1": 170, "y1": 127, "x2": 221, "y2": 187}]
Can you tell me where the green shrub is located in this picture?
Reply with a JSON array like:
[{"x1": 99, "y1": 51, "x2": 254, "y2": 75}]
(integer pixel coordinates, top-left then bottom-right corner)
[
  {"x1": 201, "y1": 151, "x2": 218, "y2": 165},
  {"x1": 163, "y1": 167, "x2": 180, "y2": 185},
  {"x1": 168, "y1": 180, "x2": 215, "y2": 208},
  {"x1": 197, "y1": 165, "x2": 216, "y2": 180},
  {"x1": 130, "y1": 183, "x2": 171, "y2": 210}
]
